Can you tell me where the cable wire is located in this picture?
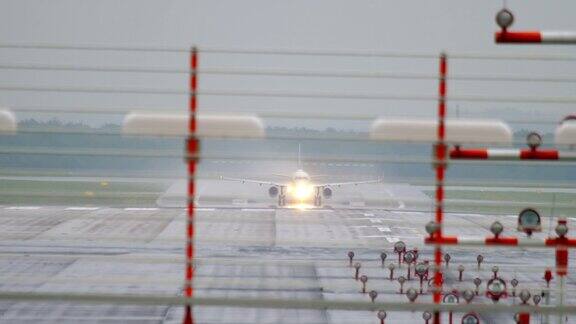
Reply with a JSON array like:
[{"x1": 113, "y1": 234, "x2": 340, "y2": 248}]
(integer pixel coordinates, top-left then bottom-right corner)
[
  {"x1": 3, "y1": 42, "x2": 576, "y2": 61},
  {"x1": 2, "y1": 62, "x2": 576, "y2": 84},
  {"x1": 2, "y1": 84, "x2": 576, "y2": 104}
]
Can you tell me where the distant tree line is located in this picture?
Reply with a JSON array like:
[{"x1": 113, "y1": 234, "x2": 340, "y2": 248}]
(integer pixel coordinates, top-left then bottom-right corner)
[{"x1": 0, "y1": 118, "x2": 571, "y2": 183}]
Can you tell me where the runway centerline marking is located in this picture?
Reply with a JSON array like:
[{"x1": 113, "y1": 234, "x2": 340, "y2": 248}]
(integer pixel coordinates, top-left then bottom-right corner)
[
  {"x1": 65, "y1": 207, "x2": 99, "y2": 211},
  {"x1": 377, "y1": 226, "x2": 391, "y2": 232},
  {"x1": 6, "y1": 206, "x2": 40, "y2": 210},
  {"x1": 124, "y1": 208, "x2": 159, "y2": 211}
]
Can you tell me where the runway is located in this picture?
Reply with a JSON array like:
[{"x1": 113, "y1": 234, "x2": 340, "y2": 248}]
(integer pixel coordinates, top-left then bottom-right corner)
[{"x1": 0, "y1": 190, "x2": 572, "y2": 324}]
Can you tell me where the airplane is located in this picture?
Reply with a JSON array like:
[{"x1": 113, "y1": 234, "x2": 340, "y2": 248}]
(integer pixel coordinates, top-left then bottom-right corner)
[{"x1": 219, "y1": 145, "x2": 382, "y2": 207}]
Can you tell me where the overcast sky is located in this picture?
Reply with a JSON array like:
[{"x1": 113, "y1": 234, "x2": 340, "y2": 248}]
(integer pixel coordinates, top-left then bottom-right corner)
[{"x1": 0, "y1": 0, "x2": 575, "y2": 131}]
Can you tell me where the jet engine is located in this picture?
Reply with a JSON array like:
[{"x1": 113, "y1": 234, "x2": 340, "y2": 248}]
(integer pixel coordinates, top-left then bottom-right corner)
[
  {"x1": 322, "y1": 187, "x2": 333, "y2": 199},
  {"x1": 268, "y1": 186, "x2": 279, "y2": 198}
]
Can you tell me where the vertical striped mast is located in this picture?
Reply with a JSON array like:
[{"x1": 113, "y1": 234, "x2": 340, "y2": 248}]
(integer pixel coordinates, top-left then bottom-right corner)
[
  {"x1": 183, "y1": 46, "x2": 199, "y2": 324},
  {"x1": 433, "y1": 52, "x2": 447, "y2": 324}
]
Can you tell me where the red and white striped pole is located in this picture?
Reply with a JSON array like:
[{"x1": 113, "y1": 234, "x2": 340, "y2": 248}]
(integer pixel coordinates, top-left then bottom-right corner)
[
  {"x1": 450, "y1": 147, "x2": 576, "y2": 161},
  {"x1": 183, "y1": 46, "x2": 199, "y2": 324},
  {"x1": 425, "y1": 235, "x2": 576, "y2": 248},
  {"x1": 432, "y1": 52, "x2": 447, "y2": 324},
  {"x1": 496, "y1": 31, "x2": 576, "y2": 44},
  {"x1": 494, "y1": 8, "x2": 576, "y2": 44}
]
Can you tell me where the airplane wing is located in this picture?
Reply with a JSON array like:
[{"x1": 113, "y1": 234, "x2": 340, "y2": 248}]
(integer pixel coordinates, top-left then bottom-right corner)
[
  {"x1": 219, "y1": 176, "x2": 284, "y2": 187},
  {"x1": 309, "y1": 175, "x2": 330, "y2": 179},
  {"x1": 315, "y1": 178, "x2": 383, "y2": 187},
  {"x1": 271, "y1": 174, "x2": 293, "y2": 179}
]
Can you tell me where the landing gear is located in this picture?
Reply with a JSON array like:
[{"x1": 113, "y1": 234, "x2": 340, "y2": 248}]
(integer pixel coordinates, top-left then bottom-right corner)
[
  {"x1": 314, "y1": 187, "x2": 322, "y2": 207},
  {"x1": 313, "y1": 195, "x2": 322, "y2": 207},
  {"x1": 278, "y1": 195, "x2": 286, "y2": 207},
  {"x1": 278, "y1": 187, "x2": 287, "y2": 207}
]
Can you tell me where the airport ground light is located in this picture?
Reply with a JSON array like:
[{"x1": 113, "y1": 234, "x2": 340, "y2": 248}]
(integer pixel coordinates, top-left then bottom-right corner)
[
  {"x1": 369, "y1": 290, "x2": 378, "y2": 303},
  {"x1": 438, "y1": 119, "x2": 576, "y2": 323},
  {"x1": 360, "y1": 275, "x2": 369, "y2": 293},
  {"x1": 423, "y1": 311, "x2": 432, "y2": 324},
  {"x1": 511, "y1": 279, "x2": 518, "y2": 297},
  {"x1": 485, "y1": 22, "x2": 576, "y2": 322},
  {"x1": 380, "y1": 252, "x2": 387, "y2": 267},
  {"x1": 442, "y1": 292, "x2": 459, "y2": 324},
  {"x1": 344, "y1": 247, "x2": 552, "y2": 323},
  {"x1": 388, "y1": 263, "x2": 396, "y2": 280},
  {"x1": 377, "y1": 310, "x2": 387, "y2": 324},
  {"x1": 348, "y1": 239, "x2": 567, "y2": 323},
  {"x1": 426, "y1": 217, "x2": 576, "y2": 324}
]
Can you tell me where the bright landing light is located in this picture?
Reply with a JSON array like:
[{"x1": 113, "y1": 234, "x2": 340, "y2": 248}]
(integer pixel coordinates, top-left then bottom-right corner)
[{"x1": 287, "y1": 183, "x2": 314, "y2": 200}]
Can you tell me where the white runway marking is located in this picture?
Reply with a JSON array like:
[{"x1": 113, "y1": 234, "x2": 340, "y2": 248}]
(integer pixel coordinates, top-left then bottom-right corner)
[
  {"x1": 384, "y1": 188, "x2": 405, "y2": 210},
  {"x1": 385, "y1": 236, "x2": 400, "y2": 243},
  {"x1": 377, "y1": 226, "x2": 391, "y2": 232},
  {"x1": 391, "y1": 211, "x2": 425, "y2": 215},
  {"x1": 306, "y1": 209, "x2": 334, "y2": 213},
  {"x1": 124, "y1": 207, "x2": 159, "y2": 211},
  {"x1": 360, "y1": 235, "x2": 388, "y2": 238},
  {"x1": 349, "y1": 217, "x2": 400, "y2": 222},
  {"x1": 364, "y1": 213, "x2": 375, "y2": 217},
  {"x1": 65, "y1": 207, "x2": 99, "y2": 211},
  {"x1": 395, "y1": 226, "x2": 420, "y2": 234},
  {"x1": 6, "y1": 206, "x2": 40, "y2": 210},
  {"x1": 457, "y1": 213, "x2": 499, "y2": 219},
  {"x1": 359, "y1": 235, "x2": 399, "y2": 242},
  {"x1": 241, "y1": 208, "x2": 275, "y2": 212},
  {"x1": 195, "y1": 208, "x2": 216, "y2": 211}
]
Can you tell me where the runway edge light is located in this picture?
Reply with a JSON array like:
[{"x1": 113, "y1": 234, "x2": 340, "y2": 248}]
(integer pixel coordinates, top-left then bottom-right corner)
[
  {"x1": 369, "y1": 118, "x2": 512, "y2": 145},
  {"x1": 0, "y1": 109, "x2": 17, "y2": 134},
  {"x1": 122, "y1": 112, "x2": 265, "y2": 138}
]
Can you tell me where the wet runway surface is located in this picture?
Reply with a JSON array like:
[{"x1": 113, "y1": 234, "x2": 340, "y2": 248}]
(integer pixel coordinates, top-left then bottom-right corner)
[{"x1": 0, "y1": 184, "x2": 573, "y2": 323}]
